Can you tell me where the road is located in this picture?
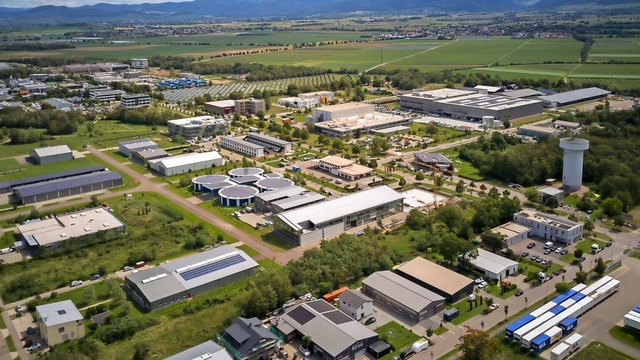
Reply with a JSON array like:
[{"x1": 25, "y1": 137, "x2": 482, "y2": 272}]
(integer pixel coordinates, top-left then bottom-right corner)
[{"x1": 0, "y1": 296, "x2": 29, "y2": 360}]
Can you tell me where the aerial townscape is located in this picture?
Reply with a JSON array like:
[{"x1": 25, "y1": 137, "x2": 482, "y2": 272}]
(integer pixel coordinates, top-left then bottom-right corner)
[{"x1": 0, "y1": 1, "x2": 639, "y2": 360}]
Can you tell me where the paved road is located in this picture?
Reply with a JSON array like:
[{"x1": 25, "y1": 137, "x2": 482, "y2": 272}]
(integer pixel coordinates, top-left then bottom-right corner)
[
  {"x1": 0, "y1": 296, "x2": 29, "y2": 360},
  {"x1": 85, "y1": 146, "x2": 295, "y2": 265}
]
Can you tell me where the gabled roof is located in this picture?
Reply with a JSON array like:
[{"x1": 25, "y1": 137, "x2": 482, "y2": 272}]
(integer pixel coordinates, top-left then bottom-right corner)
[
  {"x1": 362, "y1": 271, "x2": 444, "y2": 313},
  {"x1": 165, "y1": 340, "x2": 233, "y2": 360},
  {"x1": 414, "y1": 152, "x2": 451, "y2": 165},
  {"x1": 222, "y1": 317, "x2": 278, "y2": 356},
  {"x1": 469, "y1": 249, "x2": 519, "y2": 276},
  {"x1": 396, "y1": 257, "x2": 473, "y2": 296},
  {"x1": 149, "y1": 151, "x2": 222, "y2": 169},
  {"x1": 31, "y1": 145, "x2": 72, "y2": 158},
  {"x1": 338, "y1": 289, "x2": 373, "y2": 309},
  {"x1": 538, "y1": 87, "x2": 610, "y2": 104}
]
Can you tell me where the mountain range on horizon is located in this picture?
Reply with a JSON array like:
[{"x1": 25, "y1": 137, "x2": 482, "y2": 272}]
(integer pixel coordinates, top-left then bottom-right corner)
[{"x1": 0, "y1": 0, "x2": 638, "y2": 24}]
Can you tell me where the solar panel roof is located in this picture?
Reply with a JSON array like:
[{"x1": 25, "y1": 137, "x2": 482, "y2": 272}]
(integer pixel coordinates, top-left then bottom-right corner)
[
  {"x1": 324, "y1": 310, "x2": 352, "y2": 325},
  {"x1": 14, "y1": 171, "x2": 122, "y2": 198},
  {"x1": 287, "y1": 305, "x2": 316, "y2": 325},
  {"x1": 538, "y1": 87, "x2": 610, "y2": 105},
  {"x1": 179, "y1": 254, "x2": 246, "y2": 281},
  {"x1": 307, "y1": 299, "x2": 335, "y2": 313}
]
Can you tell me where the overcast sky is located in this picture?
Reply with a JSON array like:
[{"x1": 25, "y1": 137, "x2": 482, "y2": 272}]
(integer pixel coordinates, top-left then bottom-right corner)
[{"x1": 0, "y1": 0, "x2": 191, "y2": 7}]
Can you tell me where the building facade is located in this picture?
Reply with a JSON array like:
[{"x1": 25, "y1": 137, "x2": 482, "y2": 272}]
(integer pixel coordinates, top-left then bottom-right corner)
[
  {"x1": 204, "y1": 100, "x2": 236, "y2": 115},
  {"x1": 36, "y1": 301, "x2": 85, "y2": 346},
  {"x1": 120, "y1": 94, "x2": 151, "y2": 109},
  {"x1": 468, "y1": 249, "x2": 519, "y2": 280},
  {"x1": 220, "y1": 136, "x2": 266, "y2": 157},
  {"x1": 513, "y1": 210, "x2": 583, "y2": 244},
  {"x1": 130, "y1": 58, "x2": 149, "y2": 69},
  {"x1": 396, "y1": 257, "x2": 475, "y2": 303},
  {"x1": 234, "y1": 98, "x2": 266, "y2": 115},
  {"x1": 148, "y1": 151, "x2": 223, "y2": 176},
  {"x1": 30, "y1": 145, "x2": 73, "y2": 165},
  {"x1": 243, "y1": 133, "x2": 293, "y2": 153},
  {"x1": 168, "y1": 116, "x2": 229, "y2": 139},
  {"x1": 338, "y1": 290, "x2": 374, "y2": 321},
  {"x1": 318, "y1": 156, "x2": 373, "y2": 180}
]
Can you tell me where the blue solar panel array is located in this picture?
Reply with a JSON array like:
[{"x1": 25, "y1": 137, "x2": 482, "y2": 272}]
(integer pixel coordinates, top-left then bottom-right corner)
[
  {"x1": 179, "y1": 254, "x2": 246, "y2": 281},
  {"x1": 14, "y1": 171, "x2": 122, "y2": 198}
]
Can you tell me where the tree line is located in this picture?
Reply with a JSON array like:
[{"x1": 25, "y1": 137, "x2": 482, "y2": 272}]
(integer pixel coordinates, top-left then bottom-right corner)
[{"x1": 105, "y1": 108, "x2": 183, "y2": 126}]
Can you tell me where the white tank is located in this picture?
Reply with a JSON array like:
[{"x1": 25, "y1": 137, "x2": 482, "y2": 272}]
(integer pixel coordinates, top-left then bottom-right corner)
[{"x1": 559, "y1": 137, "x2": 589, "y2": 192}]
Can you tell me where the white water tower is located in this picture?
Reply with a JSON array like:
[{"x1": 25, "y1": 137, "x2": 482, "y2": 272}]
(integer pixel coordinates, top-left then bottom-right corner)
[{"x1": 560, "y1": 137, "x2": 589, "y2": 192}]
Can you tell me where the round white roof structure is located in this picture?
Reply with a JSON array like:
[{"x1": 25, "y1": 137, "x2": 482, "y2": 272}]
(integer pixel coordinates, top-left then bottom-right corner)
[
  {"x1": 192, "y1": 174, "x2": 230, "y2": 186},
  {"x1": 228, "y1": 167, "x2": 264, "y2": 178},
  {"x1": 559, "y1": 137, "x2": 589, "y2": 151},
  {"x1": 255, "y1": 177, "x2": 295, "y2": 191},
  {"x1": 218, "y1": 185, "x2": 259, "y2": 200}
]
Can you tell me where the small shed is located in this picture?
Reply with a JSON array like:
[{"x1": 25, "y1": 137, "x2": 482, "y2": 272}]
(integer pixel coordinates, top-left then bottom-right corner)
[
  {"x1": 367, "y1": 340, "x2": 391, "y2": 359},
  {"x1": 443, "y1": 308, "x2": 459, "y2": 322}
]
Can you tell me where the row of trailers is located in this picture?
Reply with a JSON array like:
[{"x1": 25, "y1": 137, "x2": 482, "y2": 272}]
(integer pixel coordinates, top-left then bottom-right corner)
[
  {"x1": 505, "y1": 276, "x2": 620, "y2": 352},
  {"x1": 623, "y1": 305, "x2": 640, "y2": 331}
]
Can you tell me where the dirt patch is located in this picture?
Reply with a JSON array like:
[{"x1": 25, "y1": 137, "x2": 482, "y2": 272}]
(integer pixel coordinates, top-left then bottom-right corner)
[
  {"x1": 207, "y1": 79, "x2": 235, "y2": 84},
  {"x1": 147, "y1": 68, "x2": 175, "y2": 78}
]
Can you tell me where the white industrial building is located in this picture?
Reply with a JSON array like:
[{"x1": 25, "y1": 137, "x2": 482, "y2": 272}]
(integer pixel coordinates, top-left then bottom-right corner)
[
  {"x1": 167, "y1": 116, "x2": 229, "y2": 139},
  {"x1": 30, "y1": 145, "x2": 73, "y2": 165},
  {"x1": 120, "y1": 94, "x2": 151, "y2": 109},
  {"x1": 560, "y1": 137, "x2": 589, "y2": 192},
  {"x1": 318, "y1": 156, "x2": 374, "y2": 180},
  {"x1": 254, "y1": 185, "x2": 325, "y2": 213},
  {"x1": 244, "y1": 133, "x2": 293, "y2": 153},
  {"x1": 118, "y1": 138, "x2": 159, "y2": 157},
  {"x1": 490, "y1": 222, "x2": 531, "y2": 246},
  {"x1": 538, "y1": 186, "x2": 564, "y2": 203},
  {"x1": 130, "y1": 58, "x2": 149, "y2": 69},
  {"x1": 468, "y1": 248, "x2": 519, "y2": 280},
  {"x1": 513, "y1": 209, "x2": 583, "y2": 244},
  {"x1": 220, "y1": 136, "x2": 265, "y2": 158},
  {"x1": 314, "y1": 111, "x2": 413, "y2": 138},
  {"x1": 273, "y1": 186, "x2": 403, "y2": 245},
  {"x1": 278, "y1": 91, "x2": 334, "y2": 108},
  {"x1": 338, "y1": 289, "x2": 373, "y2": 321},
  {"x1": 306, "y1": 102, "x2": 374, "y2": 123},
  {"x1": 149, "y1": 151, "x2": 223, "y2": 176}
]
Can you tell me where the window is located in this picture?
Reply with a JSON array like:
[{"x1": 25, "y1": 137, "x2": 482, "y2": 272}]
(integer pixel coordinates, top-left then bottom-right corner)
[
  {"x1": 57, "y1": 310, "x2": 67, "y2": 315},
  {"x1": 58, "y1": 327, "x2": 65, "y2": 333}
]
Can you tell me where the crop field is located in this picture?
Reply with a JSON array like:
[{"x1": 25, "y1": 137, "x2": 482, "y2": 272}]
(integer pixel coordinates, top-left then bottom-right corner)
[
  {"x1": 570, "y1": 64, "x2": 640, "y2": 78},
  {"x1": 570, "y1": 78, "x2": 640, "y2": 91},
  {"x1": 589, "y1": 38, "x2": 640, "y2": 62},
  {"x1": 162, "y1": 74, "x2": 346, "y2": 101},
  {"x1": 497, "y1": 38, "x2": 582, "y2": 64}
]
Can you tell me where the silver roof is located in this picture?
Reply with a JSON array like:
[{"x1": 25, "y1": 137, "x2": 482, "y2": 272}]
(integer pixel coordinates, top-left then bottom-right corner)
[
  {"x1": 222, "y1": 136, "x2": 265, "y2": 149},
  {"x1": 255, "y1": 177, "x2": 294, "y2": 190},
  {"x1": 362, "y1": 271, "x2": 444, "y2": 313},
  {"x1": 255, "y1": 185, "x2": 309, "y2": 202},
  {"x1": 164, "y1": 340, "x2": 233, "y2": 360},
  {"x1": 36, "y1": 300, "x2": 83, "y2": 327},
  {"x1": 272, "y1": 193, "x2": 326, "y2": 211},
  {"x1": 118, "y1": 138, "x2": 158, "y2": 150},
  {"x1": 276, "y1": 186, "x2": 403, "y2": 230},
  {"x1": 468, "y1": 249, "x2": 519, "y2": 276},
  {"x1": 150, "y1": 151, "x2": 221, "y2": 169},
  {"x1": 219, "y1": 185, "x2": 259, "y2": 199},
  {"x1": 538, "y1": 87, "x2": 610, "y2": 104},
  {"x1": 31, "y1": 145, "x2": 71, "y2": 157},
  {"x1": 414, "y1": 152, "x2": 451, "y2": 164},
  {"x1": 245, "y1": 133, "x2": 292, "y2": 146},
  {"x1": 338, "y1": 289, "x2": 373, "y2": 309},
  {"x1": 538, "y1": 186, "x2": 563, "y2": 196},
  {"x1": 125, "y1": 246, "x2": 258, "y2": 303}
]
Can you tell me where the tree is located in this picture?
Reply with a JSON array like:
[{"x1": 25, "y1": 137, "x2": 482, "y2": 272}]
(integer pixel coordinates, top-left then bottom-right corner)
[
  {"x1": 133, "y1": 342, "x2": 151, "y2": 360},
  {"x1": 426, "y1": 326, "x2": 434, "y2": 339},
  {"x1": 594, "y1": 257, "x2": 606, "y2": 276},
  {"x1": 302, "y1": 335, "x2": 313, "y2": 349},
  {"x1": 584, "y1": 219, "x2": 595, "y2": 232},
  {"x1": 524, "y1": 188, "x2": 539, "y2": 203},
  {"x1": 555, "y1": 282, "x2": 571, "y2": 293},
  {"x1": 456, "y1": 180, "x2": 465, "y2": 193},
  {"x1": 613, "y1": 215, "x2": 625, "y2": 228},
  {"x1": 504, "y1": 305, "x2": 509, "y2": 320},
  {"x1": 459, "y1": 326, "x2": 498, "y2": 360},
  {"x1": 545, "y1": 196, "x2": 559, "y2": 209},
  {"x1": 81, "y1": 286, "x2": 96, "y2": 306},
  {"x1": 415, "y1": 172, "x2": 425, "y2": 181},
  {"x1": 437, "y1": 233, "x2": 476, "y2": 265},
  {"x1": 480, "y1": 230, "x2": 506, "y2": 252},
  {"x1": 90, "y1": 195, "x2": 100, "y2": 207},
  {"x1": 601, "y1": 197, "x2": 623, "y2": 217},
  {"x1": 574, "y1": 249, "x2": 583, "y2": 259}
]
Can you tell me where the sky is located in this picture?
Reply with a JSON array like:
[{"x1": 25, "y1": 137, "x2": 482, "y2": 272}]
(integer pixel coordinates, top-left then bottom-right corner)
[{"x1": 0, "y1": 0, "x2": 191, "y2": 7}]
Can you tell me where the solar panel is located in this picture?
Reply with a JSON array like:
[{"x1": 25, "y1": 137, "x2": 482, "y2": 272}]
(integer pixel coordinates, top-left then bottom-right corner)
[
  {"x1": 288, "y1": 305, "x2": 315, "y2": 325},
  {"x1": 307, "y1": 300, "x2": 335, "y2": 313},
  {"x1": 179, "y1": 254, "x2": 246, "y2": 281},
  {"x1": 324, "y1": 310, "x2": 353, "y2": 325},
  {"x1": 14, "y1": 171, "x2": 122, "y2": 198},
  {"x1": 6, "y1": 166, "x2": 106, "y2": 189}
]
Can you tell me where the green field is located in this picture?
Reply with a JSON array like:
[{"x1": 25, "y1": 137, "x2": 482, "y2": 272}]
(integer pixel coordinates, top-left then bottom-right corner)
[
  {"x1": 609, "y1": 325, "x2": 640, "y2": 350},
  {"x1": 375, "y1": 321, "x2": 421, "y2": 360},
  {"x1": 573, "y1": 342, "x2": 635, "y2": 360},
  {"x1": 589, "y1": 38, "x2": 640, "y2": 62},
  {"x1": 0, "y1": 155, "x2": 99, "y2": 182}
]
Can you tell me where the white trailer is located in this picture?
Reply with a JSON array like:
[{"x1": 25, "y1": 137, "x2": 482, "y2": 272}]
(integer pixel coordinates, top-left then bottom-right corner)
[
  {"x1": 522, "y1": 316, "x2": 562, "y2": 348},
  {"x1": 571, "y1": 283, "x2": 587, "y2": 292},
  {"x1": 573, "y1": 296, "x2": 595, "y2": 318},
  {"x1": 580, "y1": 276, "x2": 612, "y2": 296},
  {"x1": 531, "y1": 302, "x2": 558, "y2": 317},
  {"x1": 546, "y1": 326, "x2": 563, "y2": 344},
  {"x1": 551, "y1": 343, "x2": 571, "y2": 360},
  {"x1": 558, "y1": 298, "x2": 576, "y2": 309},
  {"x1": 514, "y1": 312, "x2": 554, "y2": 342},
  {"x1": 563, "y1": 333, "x2": 584, "y2": 353},
  {"x1": 624, "y1": 313, "x2": 640, "y2": 331}
]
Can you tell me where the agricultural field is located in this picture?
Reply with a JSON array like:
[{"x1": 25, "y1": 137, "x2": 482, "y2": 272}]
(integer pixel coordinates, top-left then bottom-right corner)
[
  {"x1": 569, "y1": 78, "x2": 640, "y2": 91},
  {"x1": 497, "y1": 38, "x2": 583, "y2": 64},
  {"x1": 569, "y1": 63, "x2": 640, "y2": 79},
  {"x1": 589, "y1": 38, "x2": 640, "y2": 62}
]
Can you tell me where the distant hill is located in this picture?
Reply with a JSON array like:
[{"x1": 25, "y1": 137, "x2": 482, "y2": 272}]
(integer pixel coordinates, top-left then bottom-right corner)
[{"x1": 0, "y1": 0, "x2": 638, "y2": 24}]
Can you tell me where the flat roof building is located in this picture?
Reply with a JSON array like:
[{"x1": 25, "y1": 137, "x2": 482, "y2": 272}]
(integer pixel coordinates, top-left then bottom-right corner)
[
  {"x1": 274, "y1": 299, "x2": 378, "y2": 360},
  {"x1": 362, "y1": 271, "x2": 445, "y2": 321},
  {"x1": 254, "y1": 185, "x2": 325, "y2": 213},
  {"x1": 235, "y1": 98, "x2": 266, "y2": 115},
  {"x1": 89, "y1": 88, "x2": 125, "y2": 102},
  {"x1": 130, "y1": 58, "x2": 148, "y2": 69},
  {"x1": 148, "y1": 151, "x2": 223, "y2": 176},
  {"x1": 30, "y1": 145, "x2": 73, "y2": 165},
  {"x1": 14, "y1": 170, "x2": 123, "y2": 205},
  {"x1": 168, "y1": 116, "x2": 229, "y2": 140},
  {"x1": 220, "y1": 136, "x2": 265, "y2": 158},
  {"x1": 243, "y1": 133, "x2": 293, "y2": 153},
  {"x1": 468, "y1": 248, "x2": 519, "y2": 280},
  {"x1": 307, "y1": 102, "x2": 374, "y2": 123},
  {"x1": 413, "y1": 152, "x2": 453, "y2": 172},
  {"x1": 124, "y1": 246, "x2": 258, "y2": 311},
  {"x1": 396, "y1": 257, "x2": 475, "y2": 303},
  {"x1": 0, "y1": 166, "x2": 106, "y2": 194},
  {"x1": 120, "y1": 94, "x2": 151, "y2": 109},
  {"x1": 36, "y1": 300, "x2": 85, "y2": 346},
  {"x1": 42, "y1": 98, "x2": 75, "y2": 111},
  {"x1": 513, "y1": 209, "x2": 582, "y2": 244},
  {"x1": 318, "y1": 156, "x2": 374, "y2": 180},
  {"x1": 538, "y1": 87, "x2": 610, "y2": 108},
  {"x1": 538, "y1": 186, "x2": 564, "y2": 204},
  {"x1": 17, "y1": 207, "x2": 125, "y2": 248},
  {"x1": 399, "y1": 88, "x2": 543, "y2": 122},
  {"x1": 205, "y1": 100, "x2": 236, "y2": 115},
  {"x1": 490, "y1": 222, "x2": 531, "y2": 246},
  {"x1": 273, "y1": 186, "x2": 403, "y2": 246},
  {"x1": 118, "y1": 138, "x2": 159, "y2": 157},
  {"x1": 131, "y1": 148, "x2": 169, "y2": 164},
  {"x1": 165, "y1": 340, "x2": 233, "y2": 360},
  {"x1": 518, "y1": 124, "x2": 561, "y2": 138},
  {"x1": 314, "y1": 111, "x2": 413, "y2": 138}
]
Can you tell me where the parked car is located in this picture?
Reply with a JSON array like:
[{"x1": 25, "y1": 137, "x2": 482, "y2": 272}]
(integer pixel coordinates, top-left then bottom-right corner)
[
  {"x1": 478, "y1": 281, "x2": 488, "y2": 289},
  {"x1": 530, "y1": 255, "x2": 538, "y2": 261},
  {"x1": 606, "y1": 242, "x2": 613, "y2": 247},
  {"x1": 15, "y1": 305, "x2": 23, "y2": 314},
  {"x1": 521, "y1": 252, "x2": 529, "y2": 258},
  {"x1": 560, "y1": 249, "x2": 569, "y2": 255},
  {"x1": 26, "y1": 327, "x2": 36, "y2": 335},
  {"x1": 365, "y1": 316, "x2": 377, "y2": 325},
  {"x1": 475, "y1": 278, "x2": 484, "y2": 284},
  {"x1": 299, "y1": 346, "x2": 311, "y2": 357},
  {"x1": 535, "y1": 257, "x2": 543, "y2": 263},
  {"x1": 70, "y1": 280, "x2": 83, "y2": 287},
  {"x1": 123, "y1": 266, "x2": 134, "y2": 271},
  {"x1": 89, "y1": 274, "x2": 101, "y2": 280},
  {"x1": 26, "y1": 343, "x2": 41, "y2": 352},
  {"x1": 489, "y1": 303, "x2": 500, "y2": 311},
  {"x1": 555, "y1": 247, "x2": 563, "y2": 254},
  {"x1": 544, "y1": 249, "x2": 552, "y2": 255},
  {"x1": 527, "y1": 242, "x2": 535, "y2": 249},
  {"x1": 515, "y1": 289, "x2": 524, "y2": 297}
]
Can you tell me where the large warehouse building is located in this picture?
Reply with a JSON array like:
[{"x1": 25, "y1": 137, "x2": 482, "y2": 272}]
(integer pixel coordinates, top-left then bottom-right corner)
[
  {"x1": 274, "y1": 299, "x2": 379, "y2": 360},
  {"x1": 118, "y1": 138, "x2": 159, "y2": 157},
  {"x1": 396, "y1": 257, "x2": 475, "y2": 303},
  {"x1": 14, "y1": 170, "x2": 123, "y2": 205},
  {"x1": 306, "y1": 102, "x2": 374, "y2": 123},
  {"x1": 29, "y1": 145, "x2": 73, "y2": 165},
  {"x1": 17, "y1": 207, "x2": 125, "y2": 249},
  {"x1": 314, "y1": 112, "x2": 413, "y2": 138},
  {"x1": 220, "y1": 136, "x2": 265, "y2": 158},
  {"x1": 538, "y1": 87, "x2": 610, "y2": 108},
  {"x1": 0, "y1": 166, "x2": 107, "y2": 194},
  {"x1": 244, "y1": 133, "x2": 293, "y2": 153},
  {"x1": 362, "y1": 270, "x2": 445, "y2": 321},
  {"x1": 273, "y1": 186, "x2": 403, "y2": 245},
  {"x1": 124, "y1": 246, "x2": 258, "y2": 311},
  {"x1": 167, "y1": 116, "x2": 229, "y2": 139},
  {"x1": 148, "y1": 151, "x2": 223, "y2": 176},
  {"x1": 398, "y1": 88, "x2": 543, "y2": 122}
]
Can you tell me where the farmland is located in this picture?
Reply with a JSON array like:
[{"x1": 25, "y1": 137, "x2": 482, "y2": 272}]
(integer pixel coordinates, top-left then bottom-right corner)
[{"x1": 589, "y1": 38, "x2": 640, "y2": 62}]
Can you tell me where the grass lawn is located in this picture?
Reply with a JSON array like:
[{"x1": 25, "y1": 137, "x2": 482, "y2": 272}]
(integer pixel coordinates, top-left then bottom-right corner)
[
  {"x1": 434, "y1": 326, "x2": 448, "y2": 336},
  {"x1": 5, "y1": 335, "x2": 16, "y2": 352},
  {"x1": 609, "y1": 325, "x2": 640, "y2": 350},
  {"x1": 449, "y1": 299, "x2": 488, "y2": 325},
  {"x1": 560, "y1": 238, "x2": 606, "y2": 263},
  {"x1": 37, "y1": 281, "x2": 111, "y2": 308},
  {"x1": 0, "y1": 156, "x2": 100, "y2": 182},
  {"x1": 0, "y1": 231, "x2": 15, "y2": 249},
  {"x1": 257, "y1": 258, "x2": 281, "y2": 271},
  {"x1": 375, "y1": 321, "x2": 421, "y2": 360},
  {"x1": 485, "y1": 283, "x2": 519, "y2": 300},
  {"x1": 573, "y1": 342, "x2": 635, "y2": 360},
  {"x1": 237, "y1": 245, "x2": 260, "y2": 257}
]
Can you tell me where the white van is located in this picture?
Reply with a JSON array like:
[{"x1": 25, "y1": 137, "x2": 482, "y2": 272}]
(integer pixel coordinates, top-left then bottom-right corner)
[{"x1": 544, "y1": 241, "x2": 554, "y2": 249}]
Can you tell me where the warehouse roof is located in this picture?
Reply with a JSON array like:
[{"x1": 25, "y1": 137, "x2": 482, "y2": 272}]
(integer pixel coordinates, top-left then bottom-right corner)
[
  {"x1": 538, "y1": 187, "x2": 563, "y2": 196},
  {"x1": 501, "y1": 89, "x2": 544, "y2": 98},
  {"x1": 436, "y1": 93, "x2": 541, "y2": 110},
  {"x1": 31, "y1": 145, "x2": 72, "y2": 158},
  {"x1": 319, "y1": 155, "x2": 353, "y2": 167},
  {"x1": 36, "y1": 300, "x2": 83, "y2": 327},
  {"x1": 14, "y1": 171, "x2": 122, "y2": 199},
  {"x1": 133, "y1": 148, "x2": 169, "y2": 160},
  {"x1": 315, "y1": 102, "x2": 372, "y2": 112},
  {"x1": 222, "y1": 136, "x2": 266, "y2": 149},
  {"x1": 468, "y1": 249, "x2": 519, "y2": 276},
  {"x1": 492, "y1": 222, "x2": 530, "y2": 239},
  {"x1": 118, "y1": 138, "x2": 158, "y2": 150},
  {"x1": 165, "y1": 340, "x2": 233, "y2": 360},
  {"x1": 276, "y1": 186, "x2": 403, "y2": 230},
  {"x1": 272, "y1": 193, "x2": 326, "y2": 211},
  {"x1": 149, "y1": 151, "x2": 221, "y2": 169},
  {"x1": 17, "y1": 207, "x2": 125, "y2": 247},
  {"x1": 168, "y1": 116, "x2": 228, "y2": 126},
  {"x1": 255, "y1": 185, "x2": 309, "y2": 202},
  {"x1": 245, "y1": 132, "x2": 292, "y2": 146},
  {"x1": 362, "y1": 271, "x2": 444, "y2": 313},
  {"x1": 396, "y1": 257, "x2": 473, "y2": 296},
  {"x1": 538, "y1": 87, "x2": 610, "y2": 105},
  {"x1": 125, "y1": 246, "x2": 258, "y2": 303},
  {"x1": 519, "y1": 125, "x2": 560, "y2": 136},
  {"x1": 0, "y1": 166, "x2": 105, "y2": 191},
  {"x1": 205, "y1": 100, "x2": 236, "y2": 108},
  {"x1": 279, "y1": 300, "x2": 377, "y2": 357},
  {"x1": 414, "y1": 152, "x2": 452, "y2": 164}
]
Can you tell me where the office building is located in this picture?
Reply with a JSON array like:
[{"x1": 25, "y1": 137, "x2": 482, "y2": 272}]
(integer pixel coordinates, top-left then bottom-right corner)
[
  {"x1": 220, "y1": 136, "x2": 265, "y2": 158},
  {"x1": 513, "y1": 209, "x2": 583, "y2": 244},
  {"x1": 204, "y1": 100, "x2": 236, "y2": 115},
  {"x1": 124, "y1": 246, "x2": 258, "y2": 311},
  {"x1": 42, "y1": 98, "x2": 75, "y2": 111},
  {"x1": 273, "y1": 186, "x2": 403, "y2": 245},
  {"x1": 99, "y1": 62, "x2": 130, "y2": 72},
  {"x1": 243, "y1": 133, "x2": 293, "y2": 153},
  {"x1": 89, "y1": 87, "x2": 125, "y2": 102},
  {"x1": 234, "y1": 98, "x2": 266, "y2": 115},
  {"x1": 468, "y1": 249, "x2": 519, "y2": 280},
  {"x1": 120, "y1": 94, "x2": 151, "y2": 109},
  {"x1": 167, "y1": 116, "x2": 229, "y2": 139},
  {"x1": 490, "y1": 222, "x2": 531, "y2": 246},
  {"x1": 318, "y1": 156, "x2": 373, "y2": 180},
  {"x1": 30, "y1": 145, "x2": 73, "y2": 165},
  {"x1": 148, "y1": 151, "x2": 223, "y2": 176},
  {"x1": 306, "y1": 102, "x2": 374, "y2": 123},
  {"x1": 36, "y1": 300, "x2": 85, "y2": 346},
  {"x1": 396, "y1": 257, "x2": 475, "y2": 302}
]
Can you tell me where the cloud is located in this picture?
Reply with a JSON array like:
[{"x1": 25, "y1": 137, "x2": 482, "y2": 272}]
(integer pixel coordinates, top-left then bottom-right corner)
[{"x1": 0, "y1": 0, "x2": 191, "y2": 8}]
